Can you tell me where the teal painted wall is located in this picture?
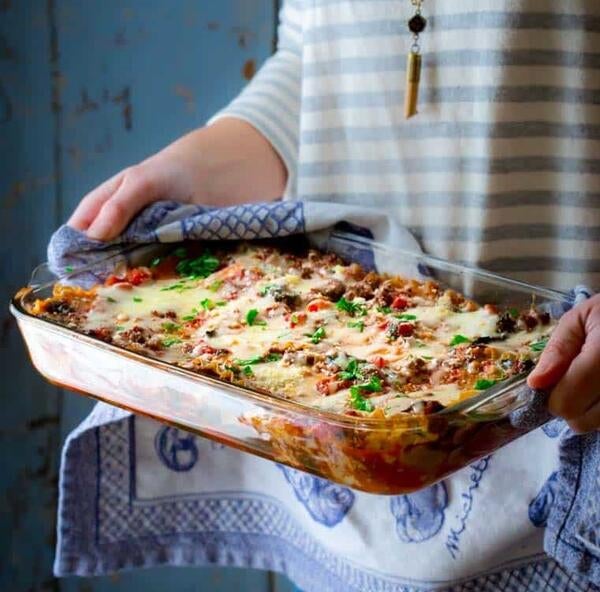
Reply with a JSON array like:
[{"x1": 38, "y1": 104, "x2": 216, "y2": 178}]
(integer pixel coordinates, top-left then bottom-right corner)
[{"x1": 1, "y1": 1, "x2": 297, "y2": 590}]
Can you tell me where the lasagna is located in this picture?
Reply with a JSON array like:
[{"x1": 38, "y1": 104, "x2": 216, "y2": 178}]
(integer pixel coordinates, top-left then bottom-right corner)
[{"x1": 29, "y1": 242, "x2": 553, "y2": 419}]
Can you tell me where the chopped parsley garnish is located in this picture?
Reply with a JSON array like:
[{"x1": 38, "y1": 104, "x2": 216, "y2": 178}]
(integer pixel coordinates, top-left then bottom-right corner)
[
  {"x1": 349, "y1": 390, "x2": 374, "y2": 412},
  {"x1": 348, "y1": 376, "x2": 381, "y2": 412},
  {"x1": 160, "y1": 282, "x2": 192, "y2": 293},
  {"x1": 208, "y1": 279, "x2": 223, "y2": 292},
  {"x1": 65, "y1": 266, "x2": 74, "y2": 273},
  {"x1": 347, "y1": 320, "x2": 365, "y2": 332},
  {"x1": 395, "y1": 313, "x2": 417, "y2": 321},
  {"x1": 264, "y1": 353, "x2": 282, "y2": 362},
  {"x1": 133, "y1": 296, "x2": 143, "y2": 303},
  {"x1": 474, "y1": 378, "x2": 498, "y2": 390},
  {"x1": 356, "y1": 375, "x2": 383, "y2": 393},
  {"x1": 377, "y1": 306, "x2": 392, "y2": 314},
  {"x1": 450, "y1": 334, "x2": 470, "y2": 346},
  {"x1": 245, "y1": 308, "x2": 266, "y2": 326},
  {"x1": 162, "y1": 337, "x2": 182, "y2": 347},
  {"x1": 150, "y1": 257, "x2": 162, "y2": 268},
  {"x1": 181, "y1": 308, "x2": 199, "y2": 322},
  {"x1": 176, "y1": 251, "x2": 220, "y2": 279},
  {"x1": 339, "y1": 359, "x2": 362, "y2": 381},
  {"x1": 336, "y1": 297, "x2": 367, "y2": 317},
  {"x1": 234, "y1": 354, "x2": 263, "y2": 366},
  {"x1": 173, "y1": 247, "x2": 187, "y2": 259},
  {"x1": 508, "y1": 307, "x2": 519, "y2": 318},
  {"x1": 258, "y1": 284, "x2": 274, "y2": 297},
  {"x1": 199, "y1": 298, "x2": 226, "y2": 310},
  {"x1": 234, "y1": 353, "x2": 281, "y2": 366},
  {"x1": 242, "y1": 365, "x2": 254, "y2": 377},
  {"x1": 200, "y1": 298, "x2": 215, "y2": 311},
  {"x1": 114, "y1": 325, "x2": 125, "y2": 331},
  {"x1": 530, "y1": 337, "x2": 549, "y2": 352},
  {"x1": 348, "y1": 376, "x2": 383, "y2": 412},
  {"x1": 306, "y1": 326, "x2": 326, "y2": 344},
  {"x1": 291, "y1": 313, "x2": 299, "y2": 325},
  {"x1": 106, "y1": 296, "x2": 117, "y2": 303},
  {"x1": 161, "y1": 322, "x2": 180, "y2": 333}
]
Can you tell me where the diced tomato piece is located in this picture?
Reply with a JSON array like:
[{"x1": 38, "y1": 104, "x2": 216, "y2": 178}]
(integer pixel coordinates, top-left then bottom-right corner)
[
  {"x1": 187, "y1": 316, "x2": 206, "y2": 329},
  {"x1": 105, "y1": 274, "x2": 125, "y2": 286},
  {"x1": 307, "y1": 299, "x2": 331, "y2": 312},
  {"x1": 290, "y1": 312, "x2": 307, "y2": 328},
  {"x1": 378, "y1": 320, "x2": 389, "y2": 330},
  {"x1": 372, "y1": 356, "x2": 387, "y2": 368},
  {"x1": 197, "y1": 345, "x2": 216, "y2": 355},
  {"x1": 113, "y1": 282, "x2": 133, "y2": 290},
  {"x1": 391, "y1": 296, "x2": 408, "y2": 310},
  {"x1": 127, "y1": 267, "x2": 152, "y2": 286},
  {"x1": 397, "y1": 322, "x2": 414, "y2": 337}
]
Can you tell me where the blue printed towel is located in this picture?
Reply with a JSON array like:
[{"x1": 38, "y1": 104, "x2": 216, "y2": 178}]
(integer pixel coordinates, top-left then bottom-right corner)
[{"x1": 49, "y1": 201, "x2": 598, "y2": 590}]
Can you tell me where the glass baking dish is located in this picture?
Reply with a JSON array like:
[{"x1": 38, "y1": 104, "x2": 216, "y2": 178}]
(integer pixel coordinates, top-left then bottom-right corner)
[{"x1": 10, "y1": 232, "x2": 568, "y2": 494}]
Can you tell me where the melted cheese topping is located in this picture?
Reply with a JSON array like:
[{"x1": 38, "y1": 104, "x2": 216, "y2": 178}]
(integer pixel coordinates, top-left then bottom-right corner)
[{"x1": 59, "y1": 245, "x2": 555, "y2": 417}]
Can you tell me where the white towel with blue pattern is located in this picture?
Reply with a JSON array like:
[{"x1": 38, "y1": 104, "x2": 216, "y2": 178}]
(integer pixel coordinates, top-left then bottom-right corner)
[{"x1": 49, "y1": 201, "x2": 598, "y2": 591}]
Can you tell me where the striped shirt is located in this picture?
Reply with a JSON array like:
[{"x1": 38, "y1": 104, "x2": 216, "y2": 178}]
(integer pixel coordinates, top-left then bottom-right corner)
[{"x1": 213, "y1": 0, "x2": 600, "y2": 292}]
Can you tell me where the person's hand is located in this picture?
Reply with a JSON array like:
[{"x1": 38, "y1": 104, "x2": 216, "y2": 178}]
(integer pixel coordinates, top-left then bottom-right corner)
[
  {"x1": 68, "y1": 118, "x2": 286, "y2": 241},
  {"x1": 528, "y1": 293, "x2": 600, "y2": 433}
]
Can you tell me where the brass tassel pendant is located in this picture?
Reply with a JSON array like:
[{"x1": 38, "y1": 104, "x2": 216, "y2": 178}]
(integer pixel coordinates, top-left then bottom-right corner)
[
  {"x1": 404, "y1": 51, "x2": 421, "y2": 119},
  {"x1": 405, "y1": 1, "x2": 426, "y2": 119}
]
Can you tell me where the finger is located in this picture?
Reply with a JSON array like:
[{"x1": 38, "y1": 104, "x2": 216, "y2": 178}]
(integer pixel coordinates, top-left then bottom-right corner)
[
  {"x1": 527, "y1": 308, "x2": 585, "y2": 391},
  {"x1": 547, "y1": 331, "x2": 600, "y2": 419},
  {"x1": 86, "y1": 166, "x2": 162, "y2": 241},
  {"x1": 567, "y1": 398, "x2": 600, "y2": 434},
  {"x1": 67, "y1": 171, "x2": 126, "y2": 231}
]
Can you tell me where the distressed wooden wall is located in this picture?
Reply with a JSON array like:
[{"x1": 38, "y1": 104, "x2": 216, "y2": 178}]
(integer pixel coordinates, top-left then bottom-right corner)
[{"x1": 1, "y1": 1, "x2": 297, "y2": 590}]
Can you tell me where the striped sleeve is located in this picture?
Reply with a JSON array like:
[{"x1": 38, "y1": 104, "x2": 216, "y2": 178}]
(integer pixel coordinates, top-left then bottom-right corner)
[{"x1": 208, "y1": 0, "x2": 302, "y2": 197}]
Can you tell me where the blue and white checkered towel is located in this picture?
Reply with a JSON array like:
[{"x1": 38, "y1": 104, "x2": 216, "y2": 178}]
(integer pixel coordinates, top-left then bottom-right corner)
[{"x1": 49, "y1": 201, "x2": 599, "y2": 591}]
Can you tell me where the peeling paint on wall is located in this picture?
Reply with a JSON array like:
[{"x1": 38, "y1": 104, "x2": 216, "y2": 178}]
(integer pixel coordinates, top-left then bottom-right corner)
[
  {"x1": 243, "y1": 58, "x2": 256, "y2": 80},
  {"x1": 231, "y1": 26, "x2": 256, "y2": 49},
  {"x1": 66, "y1": 144, "x2": 84, "y2": 168},
  {"x1": 174, "y1": 84, "x2": 196, "y2": 113},
  {"x1": 1, "y1": 174, "x2": 57, "y2": 208},
  {"x1": 0, "y1": 81, "x2": 12, "y2": 123},
  {"x1": 111, "y1": 85, "x2": 133, "y2": 130},
  {"x1": 73, "y1": 89, "x2": 99, "y2": 115}
]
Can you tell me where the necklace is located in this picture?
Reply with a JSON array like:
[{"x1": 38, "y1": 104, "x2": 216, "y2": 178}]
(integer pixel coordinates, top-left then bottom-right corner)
[{"x1": 404, "y1": 0, "x2": 427, "y2": 118}]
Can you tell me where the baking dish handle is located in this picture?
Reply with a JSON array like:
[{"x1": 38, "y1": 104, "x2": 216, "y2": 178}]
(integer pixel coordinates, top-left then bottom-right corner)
[{"x1": 440, "y1": 374, "x2": 551, "y2": 429}]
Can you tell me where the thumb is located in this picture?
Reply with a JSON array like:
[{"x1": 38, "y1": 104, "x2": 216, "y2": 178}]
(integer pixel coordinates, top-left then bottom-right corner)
[{"x1": 527, "y1": 308, "x2": 584, "y2": 390}]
